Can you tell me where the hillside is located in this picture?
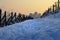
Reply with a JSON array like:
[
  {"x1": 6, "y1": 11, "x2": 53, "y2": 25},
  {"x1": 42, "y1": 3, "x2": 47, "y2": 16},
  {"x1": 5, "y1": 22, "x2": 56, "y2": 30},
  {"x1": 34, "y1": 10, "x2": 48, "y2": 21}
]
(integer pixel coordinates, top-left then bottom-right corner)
[
  {"x1": 44, "y1": 9, "x2": 60, "y2": 18},
  {"x1": 0, "y1": 9, "x2": 60, "y2": 40}
]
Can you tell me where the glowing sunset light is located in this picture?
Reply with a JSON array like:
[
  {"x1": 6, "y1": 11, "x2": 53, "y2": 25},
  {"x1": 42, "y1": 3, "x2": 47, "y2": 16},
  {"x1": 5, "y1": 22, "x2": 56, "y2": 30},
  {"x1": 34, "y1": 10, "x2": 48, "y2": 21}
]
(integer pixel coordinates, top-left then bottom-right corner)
[{"x1": 0, "y1": 0, "x2": 57, "y2": 15}]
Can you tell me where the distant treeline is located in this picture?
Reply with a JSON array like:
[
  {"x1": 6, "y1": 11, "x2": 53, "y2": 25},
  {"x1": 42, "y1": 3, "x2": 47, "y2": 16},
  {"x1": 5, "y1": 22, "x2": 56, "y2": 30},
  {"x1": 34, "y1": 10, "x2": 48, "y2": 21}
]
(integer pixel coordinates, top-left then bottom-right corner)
[{"x1": 0, "y1": 9, "x2": 33, "y2": 27}]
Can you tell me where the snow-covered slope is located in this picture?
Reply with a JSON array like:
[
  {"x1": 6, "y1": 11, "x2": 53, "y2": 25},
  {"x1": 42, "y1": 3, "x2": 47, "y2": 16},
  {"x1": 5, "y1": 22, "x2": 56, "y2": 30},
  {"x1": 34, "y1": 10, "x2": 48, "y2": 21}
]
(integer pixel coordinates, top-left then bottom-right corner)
[
  {"x1": 45, "y1": 10, "x2": 60, "y2": 18},
  {"x1": 0, "y1": 10, "x2": 60, "y2": 40},
  {"x1": 0, "y1": 18, "x2": 60, "y2": 40}
]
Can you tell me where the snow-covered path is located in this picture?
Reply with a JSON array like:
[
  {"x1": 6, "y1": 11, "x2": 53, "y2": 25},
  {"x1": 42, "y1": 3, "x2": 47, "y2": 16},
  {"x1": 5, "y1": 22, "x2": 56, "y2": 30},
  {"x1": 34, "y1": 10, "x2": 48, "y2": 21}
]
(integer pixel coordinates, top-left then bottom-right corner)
[{"x1": 0, "y1": 10, "x2": 60, "y2": 40}]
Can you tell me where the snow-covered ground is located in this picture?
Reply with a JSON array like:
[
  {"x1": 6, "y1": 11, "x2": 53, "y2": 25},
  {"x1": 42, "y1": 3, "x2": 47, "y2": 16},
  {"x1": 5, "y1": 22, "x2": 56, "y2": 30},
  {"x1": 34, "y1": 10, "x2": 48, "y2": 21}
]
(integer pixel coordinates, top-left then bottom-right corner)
[
  {"x1": 0, "y1": 10, "x2": 60, "y2": 40},
  {"x1": 44, "y1": 10, "x2": 60, "y2": 18}
]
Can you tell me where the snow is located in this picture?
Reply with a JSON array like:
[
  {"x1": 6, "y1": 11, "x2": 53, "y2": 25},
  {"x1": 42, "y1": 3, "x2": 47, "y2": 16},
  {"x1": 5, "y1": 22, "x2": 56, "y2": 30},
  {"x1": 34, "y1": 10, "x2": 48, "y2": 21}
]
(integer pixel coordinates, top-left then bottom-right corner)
[
  {"x1": 44, "y1": 10, "x2": 60, "y2": 18},
  {"x1": 0, "y1": 10, "x2": 60, "y2": 40}
]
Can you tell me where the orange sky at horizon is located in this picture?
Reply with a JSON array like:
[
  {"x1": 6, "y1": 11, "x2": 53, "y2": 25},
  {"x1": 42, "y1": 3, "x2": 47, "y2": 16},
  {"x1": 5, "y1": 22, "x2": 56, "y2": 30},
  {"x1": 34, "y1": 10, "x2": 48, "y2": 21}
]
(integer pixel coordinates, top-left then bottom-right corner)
[{"x1": 0, "y1": 0, "x2": 57, "y2": 15}]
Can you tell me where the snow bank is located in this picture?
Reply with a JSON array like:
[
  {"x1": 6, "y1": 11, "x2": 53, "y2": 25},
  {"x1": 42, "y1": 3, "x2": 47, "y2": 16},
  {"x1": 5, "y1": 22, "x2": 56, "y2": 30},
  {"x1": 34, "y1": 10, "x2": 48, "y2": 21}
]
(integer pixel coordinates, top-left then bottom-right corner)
[
  {"x1": 45, "y1": 10, "x2": 60, "y2": 18},
  {"x1": 0, "y1": 10, "x2": 60, "y2": 40},
  {"x1": 0, "y1": 18, "x2": 60, "y2": 40}
]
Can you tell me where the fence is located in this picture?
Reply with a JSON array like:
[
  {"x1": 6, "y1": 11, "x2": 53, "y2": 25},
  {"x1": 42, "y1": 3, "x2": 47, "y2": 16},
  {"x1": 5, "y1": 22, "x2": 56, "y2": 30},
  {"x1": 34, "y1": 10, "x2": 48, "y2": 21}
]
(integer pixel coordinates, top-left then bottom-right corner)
[
  {"x1": 0, "y1": 9, "x2": 33, "y2": 27},
  {"x1": 41, "y1": 0, "x2": 60, "y2": 17}
]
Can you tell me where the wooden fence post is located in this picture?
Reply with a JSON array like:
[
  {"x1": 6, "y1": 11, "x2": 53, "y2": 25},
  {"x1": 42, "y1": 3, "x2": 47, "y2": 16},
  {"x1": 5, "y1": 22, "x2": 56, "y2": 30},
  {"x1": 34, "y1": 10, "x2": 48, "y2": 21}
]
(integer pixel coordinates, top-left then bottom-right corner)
[
  {"x1": 53, "y1": 5, "x2": 55, "y2": 13},
  {"x1": 0, "y1": 9, "x2": 2, "y2": 26},
  {"x1": 47, "y1": 8, "x2": 50, "y2": 13},
  {"x1": 14, "y1": 12, "x2": 16, "y2": 21},
  {"x1": 10, "y1": 12, "x2": 13, "y2": 23},
  {"x1": 4, "y1": 11, "x2": 7, "y2": 26},
  {"x1": 48, "y1": 8, "x2": 51, "y2": 13},
  {"x1": 1, "y1": 11, "x2": 7, "y2": 26},
  {"x1": 58, "y1": 0, "x2": 60, "y2": 9},
  {"x1": 18, "y1": 13, "x2": 22, "y2": 22}
]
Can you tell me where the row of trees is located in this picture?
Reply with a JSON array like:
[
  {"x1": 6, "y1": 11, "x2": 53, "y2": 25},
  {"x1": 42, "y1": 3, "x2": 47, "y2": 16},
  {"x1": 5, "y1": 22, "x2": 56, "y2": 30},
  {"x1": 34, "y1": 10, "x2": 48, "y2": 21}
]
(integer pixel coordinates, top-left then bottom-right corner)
[
  {"x1": 0, "y1": 9, "x2": 33, "y2": 27},
  {"x1": 41, "y1": 0, "x2": 60, "y2": 17}
]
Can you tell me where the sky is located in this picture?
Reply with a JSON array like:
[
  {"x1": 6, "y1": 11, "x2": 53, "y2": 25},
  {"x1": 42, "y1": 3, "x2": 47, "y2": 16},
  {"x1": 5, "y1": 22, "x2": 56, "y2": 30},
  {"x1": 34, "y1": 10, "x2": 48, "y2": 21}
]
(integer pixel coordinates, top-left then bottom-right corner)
[{"x1": 0, "y1": 0, "x2": 57, "y2": 15}]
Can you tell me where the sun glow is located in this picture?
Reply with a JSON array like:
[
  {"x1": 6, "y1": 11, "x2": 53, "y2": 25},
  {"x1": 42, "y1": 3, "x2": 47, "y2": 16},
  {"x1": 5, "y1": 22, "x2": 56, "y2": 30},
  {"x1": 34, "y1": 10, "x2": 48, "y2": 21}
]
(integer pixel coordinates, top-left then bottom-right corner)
[{"x1": 0, "y1": 0, "x2": 57, "y2": 15}]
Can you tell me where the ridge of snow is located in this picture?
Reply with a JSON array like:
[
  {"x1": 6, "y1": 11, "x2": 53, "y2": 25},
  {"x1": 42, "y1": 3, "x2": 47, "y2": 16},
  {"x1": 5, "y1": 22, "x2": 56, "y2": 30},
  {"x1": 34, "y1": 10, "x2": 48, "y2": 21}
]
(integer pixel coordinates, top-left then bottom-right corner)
[
  {"x1": 0, "y1": 18, "x2": 60, "y2": 40},
  {"x1": 0, "y1": 9, "x2": 60, "y2": 40},
  {"x1": 44, "y1": 10, "x2": 60, "y2": 18}
]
